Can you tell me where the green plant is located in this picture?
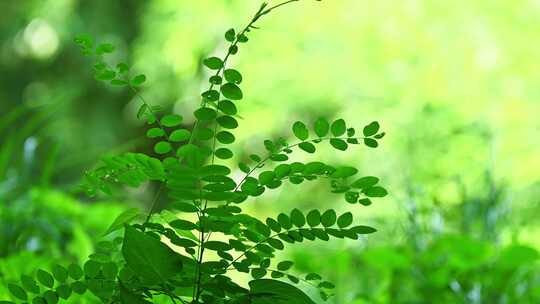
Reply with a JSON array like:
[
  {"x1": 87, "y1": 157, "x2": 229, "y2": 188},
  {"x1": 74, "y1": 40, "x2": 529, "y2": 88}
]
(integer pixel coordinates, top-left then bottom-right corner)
[{"x1": 1, "y1": 1, "x2": 388, "y2": 303}]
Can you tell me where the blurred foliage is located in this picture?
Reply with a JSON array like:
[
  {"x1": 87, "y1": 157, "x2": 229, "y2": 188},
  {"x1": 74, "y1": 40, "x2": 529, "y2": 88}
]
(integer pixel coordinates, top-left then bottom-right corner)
[{"x1": 1, "y1": 0, "x2": 540, "y2": 303}]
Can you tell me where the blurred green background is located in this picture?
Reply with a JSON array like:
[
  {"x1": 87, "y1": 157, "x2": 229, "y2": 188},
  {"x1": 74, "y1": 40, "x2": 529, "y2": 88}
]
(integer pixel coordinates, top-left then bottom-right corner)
[{"x1": 1, "y1": 0, "x2": 540, "y2": 303}]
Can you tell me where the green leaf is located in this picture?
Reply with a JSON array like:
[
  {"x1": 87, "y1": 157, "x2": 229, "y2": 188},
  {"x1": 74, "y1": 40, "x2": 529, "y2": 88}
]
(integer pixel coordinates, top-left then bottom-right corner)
[
  {"x1": 221, "y1": 83, "x2": 243, "y2": 100},
  {"x1": 68, "y1": 264, "x2": 83, "y2": 280},
  {"x1": 267, "y1": 238, "x2": 284, "y2": 250},
  {"x1": 209, "y1": 75, "x2": 222, "y2": 85},
  {"x1": 318, "y1": 281, "x2": 335, "y2": 289},
  {"x1": 170, "y1": 219, "x2": 198, "y2": 230},
  {"x1": 305, "y1": 273, "x2": 322, "y2": 280},
  {"x1": 56, "y1": 284, "x2": 72, "y2": 299},
  {"x1": 8, "y1": 283, "x2": 27, "y2": 300},
  {"x1": 298, "y1": 142, "x2": 316, "y2": 153},
  {"x1": 292, "y1": 121, "x2": 309, "y2": 140},
  {"x1": 351, "y1": 225, "x2": 377, "y2": 234},
  {"x1": 258, "y1": 171, "x2": 276, "y2": 185},
  {"x1": 331, "y1": 119, "x2": 346, "y2": 136},
  {"x1": 51, "y1": 264, "x2": 68, "y2": 283},
  {"x1": 337, "y1": 212, "x2": 353, "y2": 228},
  {"x1": 249, "y1": 279, "x2": 316, "y2": 304},
  {"x1": 251, "y1": 268, "x2": 267, "y2": 279},
  {"x1": 350, "y1": 176, "x2": 379, "y2": 189},
  {"x1": 225, "y1": 28, "x2": 236, "y2": 42},
  {"x1": 131, "y1": 74, "x2": 146, "y2": 86},
  {"x1": 314, "y1": 118, "x2": 330, "y2": 137},
  {"x1": 204, "y1": 241, "x2": 232, "y2": 251},
  {"x1": 202, "y1": 90, "x2": 220, "y2": 101},
  {"x1": 194, "y1": 107, "x2": 217, "y2": 121},
  {"x1": 363, "y1": 121, "x2": 380, "y2": 137},
  {"x1": 364, "y1": 138, "x2": 378, "y2": 148},
  {"x1": 224, "y1": 69, "x2": 242, "y2": 84},
  {"x1": 169, "y1": 129, "x2": 191, "y2": 142},
  {"x1": 216, "y1": 131, "x2": 235, "y2": 144},
  {"x1": 277, "y1": 261, "x2": 293, "y2": 271},
  {"x1": 161, "y1": 114, "x2": 183, "y2": 127},
  {"x1": 122, "y1": 226, "x2": 183, "y2": 284},
  {"x1": 154, "y1": 141, "x2": 172, "y2": 154},
  {"x1": 330, "y1": 138, "x2": 348, "y2": 151},
  {"x1": 146, "y1": 127, "x2": 165, "y2": 138},
  {"x1": 331, "y1": 166, "x2": 358, "y2": 178},
  {"x1": 266, "y1": 218, "x2": 281, "y2": 233},
  {"x1": 71, "y1": 281, "x2": 87, "y2": 294},
  {"x1": 214, "y1": 148, "x2": 233, "y2": 159},
  {"x1": 36, "y1": 269, "x2": 54, "y2": 288},
  {"x1": 43, "y1": 290, "x2": 58, "y2": 304},
  {"x1": 203, "y1": 57, "x2": 223, "y2": 70},
  {"x1": 290, "y1": 209, "x2": 305, "y2": 227},
  {"x1": 363, "y1": 186, "x2": 388, "y2": 197},
  {"x1": 83, "y1": 260, "x2": 100, "y2": 278},
  {"x1": 277, "y1": 213, "x2": 292, "y2": 230},
  {"x1": 20, "y1": 275, "x2": 39, "y2": 294},
  {"x1": 306, "y1": 210, "x2": 321, "y2": 227},
  {"x1": 217, "y1": 115, "x2": 238, "y2": 129},
  {"x1": 321, "y1": 210, "x2": 337, "y2": 227},
  {"x1": 104, "y1": 208, "x2": 140, "y2": 236},
  {"x1": 218, "y1": 100, "x2": 237, "y2": 116}
]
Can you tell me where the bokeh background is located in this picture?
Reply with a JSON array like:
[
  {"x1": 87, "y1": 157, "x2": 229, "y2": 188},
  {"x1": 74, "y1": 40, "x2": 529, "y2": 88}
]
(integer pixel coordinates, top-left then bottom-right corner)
[{"x1": 1, "y1": 0, "x2": 540, "y2": 303}]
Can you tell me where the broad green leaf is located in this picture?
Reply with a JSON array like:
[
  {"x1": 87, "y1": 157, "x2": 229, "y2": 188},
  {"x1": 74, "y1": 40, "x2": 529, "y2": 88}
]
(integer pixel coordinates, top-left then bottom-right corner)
[
  {"x1": 277, "y1": 261, "x2": 293, "y2": 271},
  {"x1": 290, "y1": 209, "x2": 305, "y2": 227},
  {"x1": 351, "y1": 176, "x2": 379, "y2": 189},
  {"x1": 20, "y1": 275, "x2": 39, "y2": 294},
  {"x1": 266, "y1": 218, "x2": 281, "y2": 233},
  {"x1": 71, "y1": 281, "x2": 87, "y2": 294},
  {"x1": 292, "y1": 121, "x2": 309, "y2": 140},
  {"x1": 331, "y1": 119, "x2": 346, "y2": 136},
  {"x1": 43, "y1": 291, "x2": 58, "y2": 304},
  {"x1": 314, "y1": 118, "x2": 329, "y2": 137},
  {"x1": 225, "y1": 28, "x2": 236, "y2": 42},
  {"x1": 216, "y1": 131, "x2": 235, "y2": 144},
  {"x1": 103, "y1": 208, "x2": 140, "y2": 236},
  {"x1": 298, "y1": 142, "x2": 315, "y2": 153},
  {"x1": 161, "y1": 114, "x2": 183, "y2": 127},
  {"x1": 122, "y1": 226, "x2": 183, "y2": 284},
  {"x1": 170, "y1": 219, "x2": 198, "y2": 230},
  {"x1": 56, "y1": 284, "x2": 72, "y2": 299},
  {"x1": 203, "y1": 241, "x2": 232, "y2": 251},
  {"x1": 224, "y1": 69, "x2": 242, "y2": 84},
  {"x1": 267, "y1": 238, "x2": 284, "y2": 250},
  {"x1": 277, "y1": 213, "x2": 292, "y2": 230},
  {"x1": 68, "y1": 264, "x2": 83, "y2": 280},
  {"x1": 7, "y1": 284, "x2": 27, "y2": 300},
  {"x1": 321, "y1": 210, "x2": 336, "y2": 227},
  {"x1": 36, "y1": 269, "x2": 54, "y2": 288},
  {"x1": 306, "y1": 210, "x2": 321, "y2": 227},
  {"x1": 221, "y1": 83, "x2": 243, "y2": 100},
  {"x1": 51, "y1": 264, "x2": 68, "y2": 283},
  {"x1": 363, "y1": 186, "x2": 388, "y2": 197},
  {"x1": 194, "y1": 108, "x2": 217, "y2": 121},
  {"x1": 351, "y1": 225, "x2": 377, "y2": 234},
  {"x1": 330, "y1": 138, "x2": 347, "y2": 151},
  {"x1": 217, "y1": 115, "x2": 238, "y2": 129},
  {"x1": 249, "y1": 279, "x2": 316, "y2": 304},
  {"x1": 201, "y1": 90, "x2": 220, "y2": 101},
  {"x1": 214, "y1": 148, "x2": 233, "y2": 159},
  {"x1": 331, "y1": 166, "x2": 358, "y2": 178},
  {"x1": 363, "y1": 121, "x2": 380, "y2": 137},
  {"x1": 209, "y1": 75, "x2": 222, "y2": 85},
  {"x1": 146, "y1": 127, "x2": 165, "y2": 138},
  {"x1": 203, "y1": 57, "x2": 223, "y2": 70},
  {"x1": 337, "y1": 212, "x2": 353, "y2": 228},
  {"x1": 120, "y1": 285, "x2": 152, "y2": 304},
  {"x1": 169, "y1": 129, "x2": 191, "y2": 142},
  {"x1": 131, "y1": 74, "x2": 146, "y2": 86},
  {"x1": 83, "y1": 260, "x2": 100, "y2": 278},
  {"x1": 364, "y1": 138, "x2": 378, "y2": 148},
  {"x1": 154, "y1": 141, "x2": 172, "y2": 154},
  {"x1": 252, "y1": 268, "x2": 267, "y2": 279},
  {"x1": 218, "y1": 100, "x2": 238, "y2": 115}
]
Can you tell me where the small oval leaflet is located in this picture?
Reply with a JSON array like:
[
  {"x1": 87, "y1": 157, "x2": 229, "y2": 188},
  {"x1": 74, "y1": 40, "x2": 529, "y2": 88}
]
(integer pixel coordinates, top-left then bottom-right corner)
[
  {"x1": 292, "y1": 121, "x2": 309, "y2": 141},
  {"x1": 161, "y1": 114, "x2": 183, "y2": 127},
  {"x1": 331, "y1": 119, "x2": 346, "y2": 136},
  {"x1": 131, "y1": 74, "x2": 146, "y2": 86},
  {"x1": 363, "y1": 121, "x2": 380, "y2": 137},
  {"x1": 169, "y1": 129, "x2": 191, "y2": 142},
  {"x1": 203, "y1": 57, "x2": 223, "y2": 70},
  {"x1": 224, "y1": 69, "x2": 242, "y2": 84},
  {"x1": 220, "y1": 83, "x2": 243, "y2": 100}
]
